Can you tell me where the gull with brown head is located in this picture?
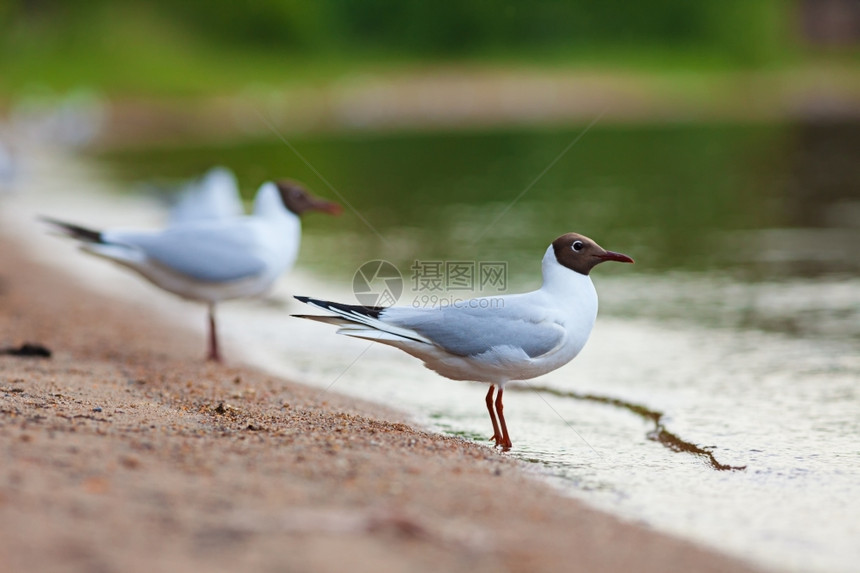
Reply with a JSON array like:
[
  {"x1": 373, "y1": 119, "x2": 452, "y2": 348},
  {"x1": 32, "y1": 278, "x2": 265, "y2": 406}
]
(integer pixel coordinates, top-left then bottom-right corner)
[
  {"x1": 43, "y1": 179, "x2": 341, "y2": 362},
  {"x1": 294, "y1": 232, "x2": 633, "y2": 450}
]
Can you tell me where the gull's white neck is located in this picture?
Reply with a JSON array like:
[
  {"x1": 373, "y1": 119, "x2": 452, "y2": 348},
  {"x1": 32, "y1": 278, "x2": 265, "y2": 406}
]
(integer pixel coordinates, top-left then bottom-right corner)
[
  {"x1": 252, "y1": 182, "x2": 302, "y2": 266},
  {"x1": 253, "y1": 182, "x2": 299, "y2": 223},
  {"x1": 536, "y1": 245, "x2": 600, "y2": 360},
  {"x1": 539, "y1": 245, "x2": 598, "y2": 308}
]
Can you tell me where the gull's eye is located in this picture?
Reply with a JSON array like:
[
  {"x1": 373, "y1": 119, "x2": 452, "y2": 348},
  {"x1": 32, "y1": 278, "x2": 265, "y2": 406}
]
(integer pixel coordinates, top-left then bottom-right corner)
[{"x1": 572, "y1": 240, "x2": 584, "y2": 252}]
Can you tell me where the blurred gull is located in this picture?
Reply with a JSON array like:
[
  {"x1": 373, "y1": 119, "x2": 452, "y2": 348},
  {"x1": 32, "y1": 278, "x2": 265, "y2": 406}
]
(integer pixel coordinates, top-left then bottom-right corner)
[
  {"x1": 0, "y1": 139, "x2": 16, "y2": 193},
  {"x1": 168, "y1": 166, "x2": 244, "y2": 225},
  {"x1": 10, "y1": 89, "x2": 106, "y2": 148},
  {"x1": 43, "y1": 180, "x2": 341, "y2": 362},
  {"x1": 295, "y1": 232, "x2": 633, "y2": 450}
]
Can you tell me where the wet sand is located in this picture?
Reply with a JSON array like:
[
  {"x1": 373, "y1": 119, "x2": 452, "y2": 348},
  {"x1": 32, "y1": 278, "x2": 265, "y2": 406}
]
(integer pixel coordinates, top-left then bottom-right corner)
[{"x1": 0, "y1": 235, "x2": 764, "y2": 573}]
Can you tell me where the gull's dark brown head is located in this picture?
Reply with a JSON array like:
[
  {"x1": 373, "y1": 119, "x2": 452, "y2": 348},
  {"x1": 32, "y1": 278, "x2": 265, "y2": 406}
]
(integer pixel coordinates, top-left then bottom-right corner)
[
  {"x1": 275, "y1": 180, "x2": 342, "y2": 216},
  {"x1": 551, "y1": 232, "x2": 634, "y2": 275}
]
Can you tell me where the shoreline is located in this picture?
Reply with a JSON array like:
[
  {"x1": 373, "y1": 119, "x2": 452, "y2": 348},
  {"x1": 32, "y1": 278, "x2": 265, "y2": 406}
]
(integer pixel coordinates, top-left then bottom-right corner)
[
  {"x1": 0, "y1": 194, "x2": 765, "y2": 572},
  {"x1": 6, "y1": 65, "x2": 859, "y2": 150}
]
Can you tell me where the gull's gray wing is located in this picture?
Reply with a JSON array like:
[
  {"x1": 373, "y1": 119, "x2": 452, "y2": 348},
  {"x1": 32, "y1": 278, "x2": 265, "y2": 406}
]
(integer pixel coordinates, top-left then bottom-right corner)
[
  {"x1": 106, "y1": 223, "x2": 266, "y2": 282},
  {"x1": 383, "y1": 303, "x2": 564, "y2": 358}
]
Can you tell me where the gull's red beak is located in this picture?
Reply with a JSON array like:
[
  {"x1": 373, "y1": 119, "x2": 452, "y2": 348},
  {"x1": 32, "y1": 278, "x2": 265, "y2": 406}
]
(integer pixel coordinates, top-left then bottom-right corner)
[
  {"x1": 311, "y1": 198, "x2": 342, "y2": 216},
  {"x1": 597, "y1": 250, "x2": 634, "y2": 264}
]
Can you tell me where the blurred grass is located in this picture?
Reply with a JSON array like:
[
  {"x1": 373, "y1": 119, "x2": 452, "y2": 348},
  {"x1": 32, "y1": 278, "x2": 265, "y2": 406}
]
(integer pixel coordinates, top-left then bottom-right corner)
[
  {"x1": 0, "y1": 3, "x2": 350, "y2": 97},
  {"x1": 2, "y1": 0, "x2": 843, "y2": 99}
]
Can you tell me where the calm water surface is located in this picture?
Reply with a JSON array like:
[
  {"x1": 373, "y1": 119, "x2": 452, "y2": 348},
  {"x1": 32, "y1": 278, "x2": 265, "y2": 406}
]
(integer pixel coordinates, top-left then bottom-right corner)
[{"x1": 101, "y1": 123, "x2": 860, "y2": 573}]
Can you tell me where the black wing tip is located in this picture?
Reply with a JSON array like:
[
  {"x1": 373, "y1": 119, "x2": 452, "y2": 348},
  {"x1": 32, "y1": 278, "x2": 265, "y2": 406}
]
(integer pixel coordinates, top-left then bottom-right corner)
[
  {"x1": 37, "y1": 215, "x2": 67, "y2": 229},
  {"x1": 39, "y1": 216, "x2": 103, "y2": 243},
  {"x1": 293, "y1": 296, "x2": 384, "y2": 319},
  {"x1": 38, "y1": 214, "x2": 68, "y2": 226}
]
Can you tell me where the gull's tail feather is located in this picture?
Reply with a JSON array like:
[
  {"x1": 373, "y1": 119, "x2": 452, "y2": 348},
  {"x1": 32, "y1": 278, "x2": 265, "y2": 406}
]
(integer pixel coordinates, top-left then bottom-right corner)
[
  {"x1": 334, "y1": 326, "x2": 415, "y2": 343},
  {"x1": 39, "y1": 216, "x2": 104, "y2": 243},
  {"x1": 291, "y1": 314, "x2": 354, "y2": 327},
  {"x1": 293, "y1": 296, "x2": 432, "y2": 345}
]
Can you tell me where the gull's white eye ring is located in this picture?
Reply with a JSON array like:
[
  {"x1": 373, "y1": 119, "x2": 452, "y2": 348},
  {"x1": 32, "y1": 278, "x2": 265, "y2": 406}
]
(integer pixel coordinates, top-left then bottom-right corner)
[{"x1": 572, "y1": 240, "x2": 584, "y2": 251}]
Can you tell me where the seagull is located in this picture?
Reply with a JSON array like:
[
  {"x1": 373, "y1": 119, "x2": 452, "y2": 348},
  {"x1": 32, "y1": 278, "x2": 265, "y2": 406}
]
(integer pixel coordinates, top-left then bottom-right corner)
[
  {"x1": 168, "y1": 166, "x2": 244, "y2": 226},
  {"x1": 43, "y1": 180, "x2": 341, "y2": 362},
  {"x1": 293, "y1": 233, "x2": 633, "y2": 450}
]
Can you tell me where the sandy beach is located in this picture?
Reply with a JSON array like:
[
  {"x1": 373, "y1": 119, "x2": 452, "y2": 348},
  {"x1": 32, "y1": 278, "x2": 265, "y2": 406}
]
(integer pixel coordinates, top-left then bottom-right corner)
[{"x1": 0, "y1": 221, "x2": 769, "y2": 573}]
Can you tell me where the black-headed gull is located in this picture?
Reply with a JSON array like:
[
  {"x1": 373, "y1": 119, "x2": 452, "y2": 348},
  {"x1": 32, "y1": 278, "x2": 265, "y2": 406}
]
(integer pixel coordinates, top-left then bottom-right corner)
[
  {"x1": 43, "y1": 180, "x2": 341, "y2": 362},
  {"x1": 294, "y1": 233, "x2": 633, "y2": 450},
  {"x1": 168, "y1": 167, "x2": 244, "y2": 225}
]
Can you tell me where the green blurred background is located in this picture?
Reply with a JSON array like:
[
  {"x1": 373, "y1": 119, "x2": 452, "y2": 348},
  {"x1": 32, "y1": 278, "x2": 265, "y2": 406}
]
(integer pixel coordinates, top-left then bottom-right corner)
[
  {"x1": 2, "y1": 1, "x2": 858, "y2": 285},
  {"x1": 0, "y1": 0, "x2": 853, "y2": 97}
]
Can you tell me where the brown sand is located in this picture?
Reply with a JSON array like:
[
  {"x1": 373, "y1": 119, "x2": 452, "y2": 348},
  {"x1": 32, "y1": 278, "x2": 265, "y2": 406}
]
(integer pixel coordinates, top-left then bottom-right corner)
[{"x1": 0, "y1": 235, "x2": 763, "y2": 573}]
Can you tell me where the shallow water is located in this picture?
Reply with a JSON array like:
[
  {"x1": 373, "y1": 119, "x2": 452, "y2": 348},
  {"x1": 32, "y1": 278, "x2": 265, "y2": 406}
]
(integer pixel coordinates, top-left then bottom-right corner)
[
  {"x1": 25, "y1": 122, "x2": 860, "y2": 572},
  {"x1": 226, "y1": 276, "x2": 859, "y2": 573}
]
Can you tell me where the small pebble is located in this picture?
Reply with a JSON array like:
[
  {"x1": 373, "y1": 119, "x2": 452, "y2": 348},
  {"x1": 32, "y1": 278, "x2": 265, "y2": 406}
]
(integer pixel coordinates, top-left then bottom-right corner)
[{"x1": 92, "y1": 407, "x2": 102, "y2": 412}]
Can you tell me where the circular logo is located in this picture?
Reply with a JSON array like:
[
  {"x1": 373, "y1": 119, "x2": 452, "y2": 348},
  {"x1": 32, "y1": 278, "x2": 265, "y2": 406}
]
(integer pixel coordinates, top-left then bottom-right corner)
[{"x1": 353, "y1": 260, "x2": 403, "y2": 307}]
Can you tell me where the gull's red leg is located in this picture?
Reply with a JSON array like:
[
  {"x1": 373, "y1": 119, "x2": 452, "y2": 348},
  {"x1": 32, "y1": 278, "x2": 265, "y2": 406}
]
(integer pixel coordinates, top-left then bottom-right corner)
[
  {"x1": 485, "y1": 385, "x2": 503, "y2": 445},
  {"x1": 495, "y1": 387, "x2": 512, "y2": 450},
  {"x1": 207, "y1": 303, "x2": 222, "y2": 363}
]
